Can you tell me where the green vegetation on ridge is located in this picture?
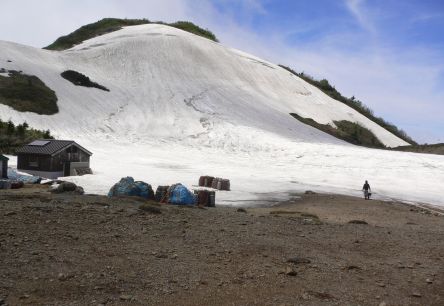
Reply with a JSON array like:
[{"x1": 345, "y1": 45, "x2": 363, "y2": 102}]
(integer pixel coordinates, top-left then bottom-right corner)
[
  {"x1": 44, "y1": 18, "x2": 218, "y2": 50},
  {"x1": 391, "y1": 143, "x2": 444, "y2": 155},
  {"x1": 0, "y1": 119, "x2": 54, "y2": 154},
  {"x1": 280, "y1": 65, "x2": 416, "y2": 145},
  {"x1": 290, "y1": 113, "x2": 385, "y2": 148},
  {"x1": 0, "y1": 70, "x2": 58, "y2": 115}
]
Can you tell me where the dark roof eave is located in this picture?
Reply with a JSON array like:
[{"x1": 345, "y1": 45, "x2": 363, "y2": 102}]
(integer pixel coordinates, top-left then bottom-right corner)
[{"x1": 50, "y1": 143, "x2": 93, "y2": 157}]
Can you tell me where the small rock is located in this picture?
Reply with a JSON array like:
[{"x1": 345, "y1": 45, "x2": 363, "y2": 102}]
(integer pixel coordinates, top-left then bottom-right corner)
[
  {"x1": 4, "y1": 211, "x2": 16, "y2": 216},
  {"x1": 0, "y1": 298, "x2": 4, "y2": 305},
  {"x1": 378, "y1": 302, "x2": 387, "y2": 306},
  {"x1": 52, "y1": 182, "x2": 78, "y2": 193},
  {"x1": 237, "y1": 208, "x2": 247, "y2": 213},
  {"x1": 412, "y1": 292, "x2": 422, "y2": 298},
  {"x1": 426, "y1": 278, "x2": 433, "y2": 284},
  {"x1": 285, "y1": 266, "x2": 297, "y2": 276},
  {"x1": 119, "y1": 295, "x2": 133, "y2": 301},
  {"x1": 58, "y1": 273, "x2": 68, "y2": 281},
  {"x1": 376, "y1": 282, "x2": 386, "y2": 287},
  {"x1": 304, "y1": 190, "x2": 316, "y2": 194},
  {"x1": 170, "y1": 254, "x2": 178, "y2": 259}
]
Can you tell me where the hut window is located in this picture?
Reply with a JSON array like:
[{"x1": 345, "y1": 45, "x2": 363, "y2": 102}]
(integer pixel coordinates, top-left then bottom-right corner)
[
  {"x1": 29, "y1": 156, "x2": 38, "y2": 167},
  {"x1": 67, "y1": 146, "x2": 78, "y2": 153}
]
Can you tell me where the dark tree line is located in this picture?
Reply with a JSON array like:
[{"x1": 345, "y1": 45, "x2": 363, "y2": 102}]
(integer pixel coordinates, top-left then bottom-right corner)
[{"x1": 0, "y1": 119, "x2": 53, "y2": 154}]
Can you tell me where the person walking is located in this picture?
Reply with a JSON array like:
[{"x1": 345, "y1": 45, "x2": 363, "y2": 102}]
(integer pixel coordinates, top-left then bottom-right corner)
[{"x1": 362, "y1": 180, "x2": 371, "y2": 200}]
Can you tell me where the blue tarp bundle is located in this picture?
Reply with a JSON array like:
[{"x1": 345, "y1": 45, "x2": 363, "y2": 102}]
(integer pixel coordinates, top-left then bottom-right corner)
[
  {"x1": 108, "y1": 177, "x2": 154, "y2": 200},
  {"x1": 7, "y1": 168, "x2": 41, "y2": 184},
  {"x1": 169, "y1": 184, "x2": 196, "y2": 205}
]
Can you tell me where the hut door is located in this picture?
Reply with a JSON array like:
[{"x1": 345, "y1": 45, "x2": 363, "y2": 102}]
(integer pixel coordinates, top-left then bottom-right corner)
[{"x1": 63, "y1": 162, "x2": 71, "y2": 176}]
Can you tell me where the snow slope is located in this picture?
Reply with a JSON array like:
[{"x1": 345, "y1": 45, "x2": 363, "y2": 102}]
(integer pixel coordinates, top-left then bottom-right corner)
[{"x1": 1, "y1": 24, "x2": 444, "y2": 207}]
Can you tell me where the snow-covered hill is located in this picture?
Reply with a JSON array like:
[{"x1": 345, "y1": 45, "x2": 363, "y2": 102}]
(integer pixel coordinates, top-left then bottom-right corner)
[{"x1": 1, "y1": 24, "x2": 444, "y2": 207}]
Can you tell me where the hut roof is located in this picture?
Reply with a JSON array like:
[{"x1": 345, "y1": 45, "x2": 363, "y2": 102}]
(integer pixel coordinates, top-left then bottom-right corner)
[{"x1": 16, "y1": 140, "x2": 92, "y2": 156}]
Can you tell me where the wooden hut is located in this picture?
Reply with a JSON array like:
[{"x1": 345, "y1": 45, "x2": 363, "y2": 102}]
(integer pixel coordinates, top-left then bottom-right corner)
[{"x1": 16, "y1": 140, "x2": 92, "y2": 179}]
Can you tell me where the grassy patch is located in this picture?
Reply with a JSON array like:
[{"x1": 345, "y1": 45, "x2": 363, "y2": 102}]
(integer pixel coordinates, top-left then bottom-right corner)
[
  {"x1": 300, "y1": 213, "x2": 320, "y2": 219},
  {"x1": 348, "y1": 220, "x2": 368, "y2": 225},
  {"x1": 61, "y1": 70, "x2": 109, "y2": 91},
  {"x1": 44, "y1": 18, "x2": 218, "y2": 50},
  {"x1": 270, "y1": 210, "x2": 301, "y2": 215},
  {"x1": 280, "y1": 65, "x2": 416, "y2": 145},
  {"x1": 0, "y1": 70, "x2": 58, "y2": 115},
  {"x1": 0, "y1": 119, "x2": 54, "y2": 154},
  {"x1": 290, "y1": 113, "x2": 385, "y2": 148}
]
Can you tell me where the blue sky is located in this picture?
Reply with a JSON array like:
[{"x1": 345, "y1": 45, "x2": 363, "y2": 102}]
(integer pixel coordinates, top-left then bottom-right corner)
[{"x1": 1, "y1": 0, "x2": 443, "y2": 143}]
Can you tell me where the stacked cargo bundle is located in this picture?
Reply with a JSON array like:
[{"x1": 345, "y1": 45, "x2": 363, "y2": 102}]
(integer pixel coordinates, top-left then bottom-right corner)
[
  {"x1": 210, "y1": 178, "x2": 231, "y2": 191},
  {"x1": 198, "y1": 176, "x2": 215, "y2": 188},
  {"x1": 194, "y1": 190, "x2": 216, "y2": 207},
  {"x1": 155, "y1": 185, "x2": 170, "y2": 202}
]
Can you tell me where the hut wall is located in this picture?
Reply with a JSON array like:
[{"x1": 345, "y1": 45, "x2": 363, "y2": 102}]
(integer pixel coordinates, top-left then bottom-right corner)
[{"x1": 17, "y1": 154, "x2": 52, "y2": 172}]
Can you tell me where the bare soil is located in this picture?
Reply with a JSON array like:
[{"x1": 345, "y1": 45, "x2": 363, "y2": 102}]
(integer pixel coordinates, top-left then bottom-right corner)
[{"x1": 0, "y1": 186, "x2": 443, "y2": 306}]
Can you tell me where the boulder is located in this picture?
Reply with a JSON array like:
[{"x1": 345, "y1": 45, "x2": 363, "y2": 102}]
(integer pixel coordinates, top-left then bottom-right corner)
[
  {"x1": 10, "y1": 181, "x2": 24, "y2": 189},
  {"x1": 52, "y1": 182, "x2": 84, "y2": 194}
]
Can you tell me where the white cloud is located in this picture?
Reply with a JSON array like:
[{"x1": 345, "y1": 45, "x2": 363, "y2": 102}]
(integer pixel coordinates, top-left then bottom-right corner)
[{"x1": 344, "y1": 0, "x2": 377, "y2": 34}]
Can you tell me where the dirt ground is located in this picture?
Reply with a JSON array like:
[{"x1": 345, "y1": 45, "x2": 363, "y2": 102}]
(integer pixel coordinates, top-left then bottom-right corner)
[{"x1": 0, "y1": 185, "x2": 443, "y2": 306}]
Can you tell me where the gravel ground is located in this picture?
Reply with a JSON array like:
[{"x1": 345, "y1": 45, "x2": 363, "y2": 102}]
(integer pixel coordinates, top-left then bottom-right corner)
[{"x1": 0, "y1": 186, "x2": 443, "y2": 306}]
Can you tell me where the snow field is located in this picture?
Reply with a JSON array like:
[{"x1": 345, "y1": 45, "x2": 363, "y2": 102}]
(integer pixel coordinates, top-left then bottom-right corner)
[{"x1": 1, "y1": 24, "x2": 443, "y2": 207}]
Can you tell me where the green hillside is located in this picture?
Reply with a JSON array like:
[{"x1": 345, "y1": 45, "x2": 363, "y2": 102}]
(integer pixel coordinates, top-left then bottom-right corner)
[
  {"x1": 0, "y1": 70, "x2": 58, "y2": 115},
  {"x1": 280, "y1": 65, "x2": 416, "y2": 145},
  {"x1": 290, "y1": 113, "x2": 385, "y2": 148}
]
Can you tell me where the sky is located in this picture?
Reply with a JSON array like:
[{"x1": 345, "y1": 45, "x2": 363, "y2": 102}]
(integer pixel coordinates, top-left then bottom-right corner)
[{"x1": 0, "y1": 0, "x2": 443, "y2": 144}]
